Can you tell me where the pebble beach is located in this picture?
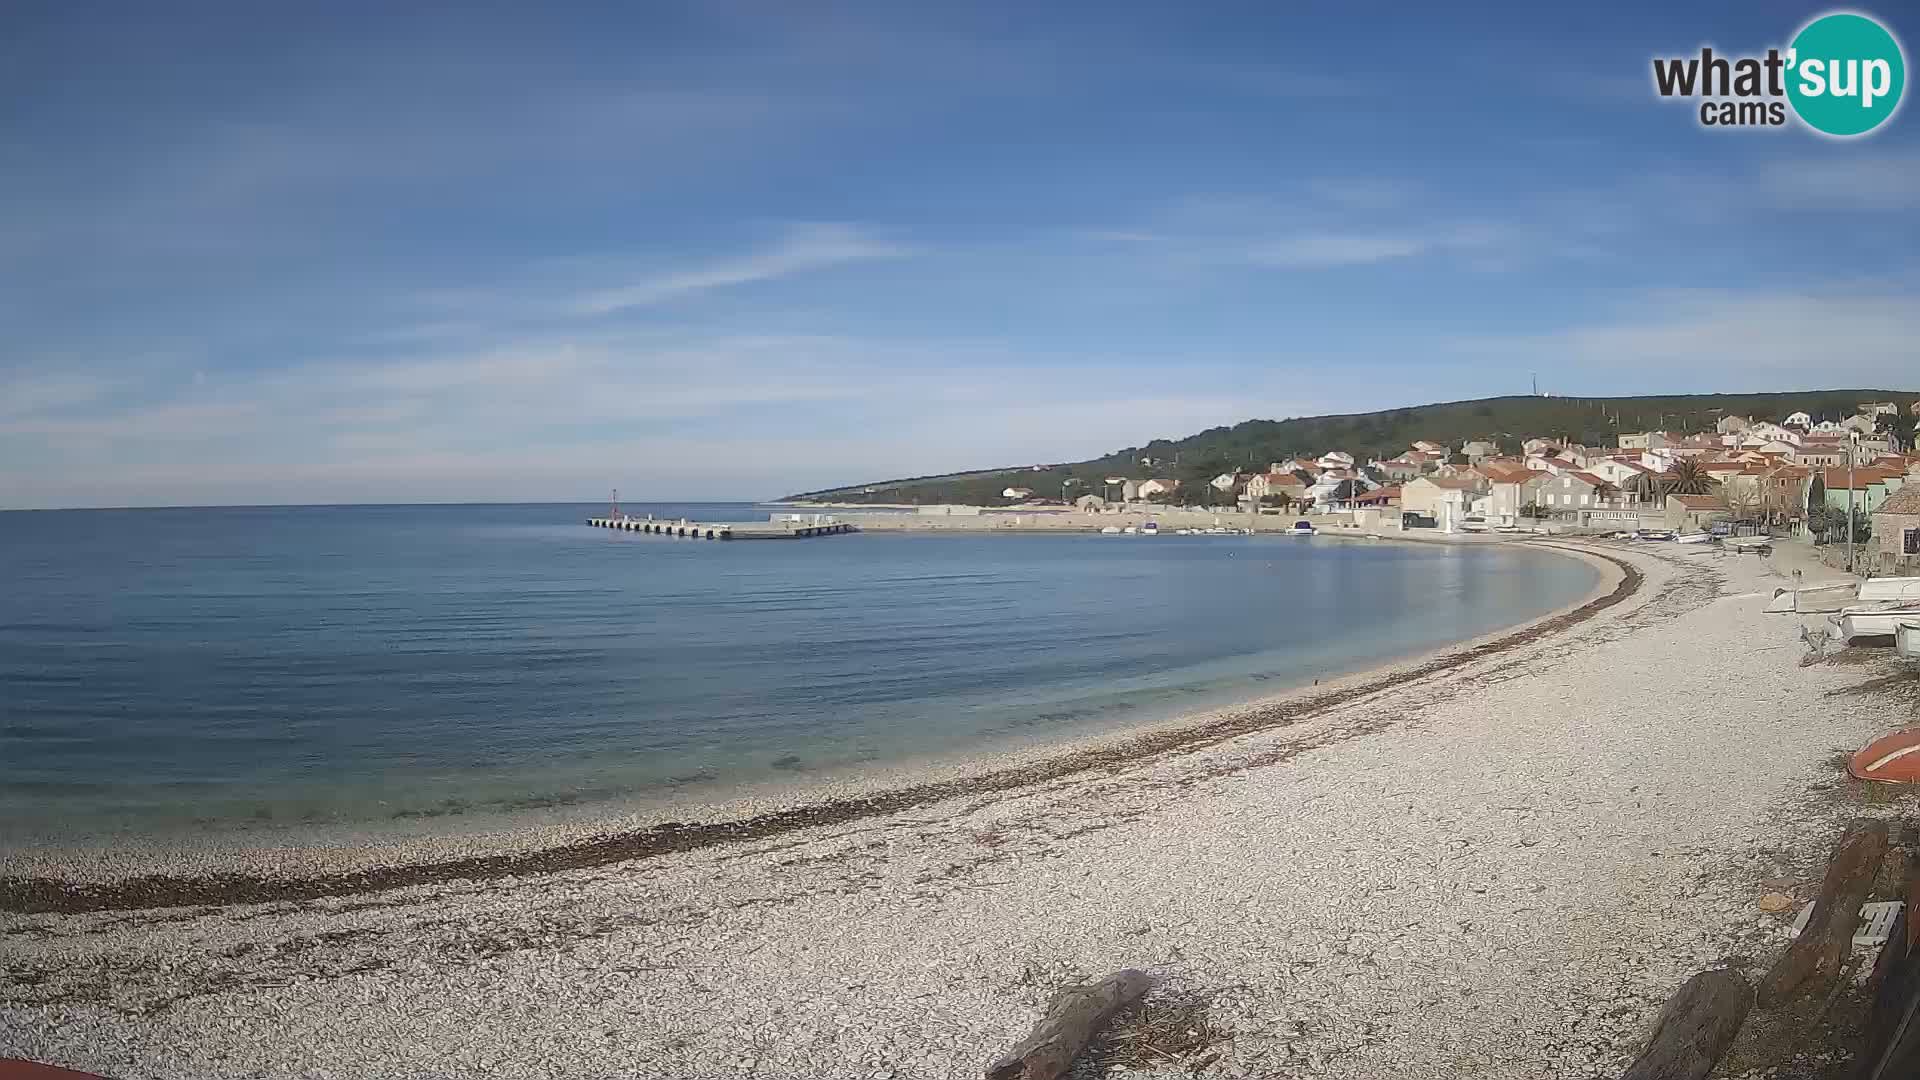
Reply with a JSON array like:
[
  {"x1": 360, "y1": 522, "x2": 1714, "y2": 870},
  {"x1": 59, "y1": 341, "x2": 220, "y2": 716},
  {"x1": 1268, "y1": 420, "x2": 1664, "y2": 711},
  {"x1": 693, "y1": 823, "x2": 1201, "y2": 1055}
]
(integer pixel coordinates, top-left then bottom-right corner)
[{"x1": 3, "y1": 539, "x2": 1913, "y2": 1079}]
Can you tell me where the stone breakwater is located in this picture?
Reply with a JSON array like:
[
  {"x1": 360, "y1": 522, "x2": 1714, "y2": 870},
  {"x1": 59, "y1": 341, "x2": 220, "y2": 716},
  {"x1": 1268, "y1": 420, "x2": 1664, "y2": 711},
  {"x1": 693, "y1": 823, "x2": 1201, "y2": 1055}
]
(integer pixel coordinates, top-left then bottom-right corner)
[{"x1": 3, "y1": 541, "x2": 1905, "y2": 1079}]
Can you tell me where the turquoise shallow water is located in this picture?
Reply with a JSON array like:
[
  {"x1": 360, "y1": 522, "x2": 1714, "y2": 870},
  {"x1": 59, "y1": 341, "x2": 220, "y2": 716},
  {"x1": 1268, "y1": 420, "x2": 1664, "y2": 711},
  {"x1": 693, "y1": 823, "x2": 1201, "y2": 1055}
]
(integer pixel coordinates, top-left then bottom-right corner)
[{"x1": 0, "y1": 503, "x2": 1596, "y2": 841}]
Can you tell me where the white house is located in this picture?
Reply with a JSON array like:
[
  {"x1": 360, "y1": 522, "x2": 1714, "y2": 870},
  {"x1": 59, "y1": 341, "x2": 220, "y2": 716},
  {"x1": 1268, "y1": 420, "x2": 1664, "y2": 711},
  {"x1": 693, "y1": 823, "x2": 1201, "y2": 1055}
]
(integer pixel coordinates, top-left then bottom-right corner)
[
  {"x1": 1246, "y1": 471, "x2": 1308, "y2": 502},
  {"x1": 1742, "y1": 422, "x2": 1801, "y2": 447},
  {"x1": 1843, "y1": 413, "x2": 1882, "y2": 434},
  {"x1": 1482, "y1": 464, "x2": 1544, "y2": 526},
  {"x1": 1002, "y1": 487, "x2": 1034, "y2": 499},
  {"x1": 1811, "y1": 419, "x2": 1848, "y2": 435},
  {"x1": 1136, "y1": 478, "x2": 1180, "y2": 499},
  {"x1": 1537, "y1": 471, "x2": 1616, "y2": 513},
  {"x1": 1784, "y1": 411, "x2": 1813, "y2": 428},
  {"x1": 1587, "y1": 456, "x2": 1658, "y2": 488},
  {"x1": 1410, "y1": 440, "x2": 1448, "y2": 454},
  {"x1": 1210, "y1": 472, "x2": 1244, "y2": 493},
  {"x1": 1716, "y1": 415, "x2": 1753, "y2": 435},
  {"x1": 1315, "y1": 450, "x2": 1355, "y2": 471}
]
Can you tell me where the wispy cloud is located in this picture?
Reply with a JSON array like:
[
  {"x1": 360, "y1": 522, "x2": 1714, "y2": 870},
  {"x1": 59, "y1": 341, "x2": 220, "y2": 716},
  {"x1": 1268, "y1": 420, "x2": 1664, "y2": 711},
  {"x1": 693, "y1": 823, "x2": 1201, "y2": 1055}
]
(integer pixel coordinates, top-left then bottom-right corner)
[
  {"x1": 1759, "y1": 151, "x2": 1920, "y2": 211},
  {"x1": 1452, "y1": 287, "x2": 1920, "y2": 387},
  {"x1": 1247, "y1": 232, "x2": 1428, "y2": 268},
  {"x1": 0, "y1": 373, "x2": 119, "y2": 418},
  {"x1": 569, "y1": 224, "x2": 909, "y2": 315}
]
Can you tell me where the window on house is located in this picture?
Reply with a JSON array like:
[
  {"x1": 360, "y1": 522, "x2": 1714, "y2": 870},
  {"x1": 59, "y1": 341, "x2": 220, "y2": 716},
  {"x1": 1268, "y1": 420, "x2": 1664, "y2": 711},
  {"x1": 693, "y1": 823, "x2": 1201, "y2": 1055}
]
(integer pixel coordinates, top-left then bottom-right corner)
[{"x1": 1907, "y1": 527, "x2": 1919, "y2": 556}]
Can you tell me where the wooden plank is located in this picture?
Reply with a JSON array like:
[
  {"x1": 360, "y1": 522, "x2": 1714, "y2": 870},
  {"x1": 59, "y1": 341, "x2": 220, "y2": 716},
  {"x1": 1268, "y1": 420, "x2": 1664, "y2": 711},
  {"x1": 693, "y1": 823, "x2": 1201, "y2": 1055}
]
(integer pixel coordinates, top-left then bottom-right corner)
[
  {"x1": 1616, "y1": 969, "x2": 1753, "y2": 1080},
  {"x1": 1759, "y1": 819, "x2": 1889, "y2": 1008},
  {"x1": 985, "y1": 970, "x2": 1152, "y2": 1080},
  {"x1": 1855, "y1": 845, "x2": 1920, "y2": 1080}
]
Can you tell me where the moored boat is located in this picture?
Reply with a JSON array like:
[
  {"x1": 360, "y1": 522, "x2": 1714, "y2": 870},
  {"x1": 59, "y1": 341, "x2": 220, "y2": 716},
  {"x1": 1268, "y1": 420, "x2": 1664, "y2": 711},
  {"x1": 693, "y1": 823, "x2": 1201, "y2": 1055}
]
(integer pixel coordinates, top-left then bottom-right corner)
[{"x1": 1285, "y1": 519, "x2": 1315, "y2": 536}]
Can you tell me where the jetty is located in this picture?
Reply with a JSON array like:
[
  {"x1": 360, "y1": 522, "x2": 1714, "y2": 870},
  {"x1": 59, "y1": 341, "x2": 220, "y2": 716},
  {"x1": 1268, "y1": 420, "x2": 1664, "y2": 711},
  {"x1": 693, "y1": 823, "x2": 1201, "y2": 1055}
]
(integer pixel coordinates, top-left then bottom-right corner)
[{"x1": 586, "y1": 515, "x2": 856, "y2": 540}]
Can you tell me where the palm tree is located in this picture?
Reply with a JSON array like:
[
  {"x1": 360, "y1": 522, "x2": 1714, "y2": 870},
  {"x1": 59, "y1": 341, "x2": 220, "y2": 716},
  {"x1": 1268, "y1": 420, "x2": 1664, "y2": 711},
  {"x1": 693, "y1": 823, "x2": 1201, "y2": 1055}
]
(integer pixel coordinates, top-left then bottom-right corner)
[{"x1": 1662, "y1": 458, "x2": 1714, "y2": 497}]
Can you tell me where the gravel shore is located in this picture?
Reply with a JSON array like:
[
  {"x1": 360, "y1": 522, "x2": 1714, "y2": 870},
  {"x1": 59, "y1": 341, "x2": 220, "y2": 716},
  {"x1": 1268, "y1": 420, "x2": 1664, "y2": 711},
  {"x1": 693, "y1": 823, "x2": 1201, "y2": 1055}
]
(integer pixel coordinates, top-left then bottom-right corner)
[{"x1": 4, "y1": 540, "x2": 1913, "y2": 1079}]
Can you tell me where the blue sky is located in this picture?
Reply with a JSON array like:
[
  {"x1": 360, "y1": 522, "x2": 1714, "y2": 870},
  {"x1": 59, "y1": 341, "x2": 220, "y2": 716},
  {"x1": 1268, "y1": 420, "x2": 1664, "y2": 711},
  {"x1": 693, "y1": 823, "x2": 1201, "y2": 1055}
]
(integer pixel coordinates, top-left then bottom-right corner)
[{"x1": 3, "y1": 2, "x2": 1917, "y2": 507}]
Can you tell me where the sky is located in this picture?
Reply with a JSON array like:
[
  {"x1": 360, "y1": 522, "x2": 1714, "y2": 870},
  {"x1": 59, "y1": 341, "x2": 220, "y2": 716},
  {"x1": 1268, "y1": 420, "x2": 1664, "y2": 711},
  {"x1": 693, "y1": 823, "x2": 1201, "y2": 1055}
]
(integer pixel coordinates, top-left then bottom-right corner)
[{"x1": 3, "y1": 2, "x2": 1918, "y2": 508}]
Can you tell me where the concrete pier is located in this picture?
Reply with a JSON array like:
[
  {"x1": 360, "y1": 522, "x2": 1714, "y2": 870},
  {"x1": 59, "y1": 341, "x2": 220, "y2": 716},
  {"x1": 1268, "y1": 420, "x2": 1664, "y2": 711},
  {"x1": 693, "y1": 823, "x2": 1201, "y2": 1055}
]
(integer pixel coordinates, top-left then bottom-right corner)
[{"x1": 586, "y1": 516, "x2": 857, "y2": 540}]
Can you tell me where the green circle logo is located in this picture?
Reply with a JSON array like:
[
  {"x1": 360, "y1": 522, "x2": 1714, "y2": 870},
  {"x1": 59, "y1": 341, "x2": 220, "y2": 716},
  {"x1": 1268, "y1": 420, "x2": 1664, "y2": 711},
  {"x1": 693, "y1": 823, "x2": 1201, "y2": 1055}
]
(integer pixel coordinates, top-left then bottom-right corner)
[{"x1": 1786, "y1": 12, "x2": 1907, "y2": 136}]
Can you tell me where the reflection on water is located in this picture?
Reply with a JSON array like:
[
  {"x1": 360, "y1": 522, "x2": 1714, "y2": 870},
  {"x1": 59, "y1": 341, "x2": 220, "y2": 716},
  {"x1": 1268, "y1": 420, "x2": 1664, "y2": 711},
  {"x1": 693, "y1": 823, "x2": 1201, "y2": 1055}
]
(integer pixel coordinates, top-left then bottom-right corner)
[{"x1": 0, "y1": 504, "x2": 1596, "y2": 840}]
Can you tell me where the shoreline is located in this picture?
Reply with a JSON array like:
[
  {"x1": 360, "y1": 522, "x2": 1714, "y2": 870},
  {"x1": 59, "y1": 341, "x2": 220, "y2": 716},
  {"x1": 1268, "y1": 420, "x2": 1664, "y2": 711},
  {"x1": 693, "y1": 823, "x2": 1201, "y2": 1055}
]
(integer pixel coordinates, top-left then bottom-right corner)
[
  {"x1": 0, "y1": 540, "x2": 1631, "y2": 914},
  {"x1": 14, "y1": 540, "x2": 1910, "y2": 1079}
]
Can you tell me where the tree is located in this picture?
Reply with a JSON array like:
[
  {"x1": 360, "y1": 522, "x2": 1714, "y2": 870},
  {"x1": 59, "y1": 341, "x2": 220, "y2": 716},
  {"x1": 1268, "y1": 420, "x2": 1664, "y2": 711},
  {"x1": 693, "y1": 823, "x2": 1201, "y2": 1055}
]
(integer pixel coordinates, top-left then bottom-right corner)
[
  {"x1": 1876, "y1": 411, "x2": 1917, "y2": 452},
  {"x1": 1724, "y1": 480, "x2": 1760, "y2": 523},
  {"x1": 1520, "y1": 501, "x2": 1549, "y2": 520},
  {"x1": 1260, "y1": 493, "x2": 1295, "y2": 511},
  {"x1": 1662, "y1": 458, "x2": 1715, "y2": 496}
]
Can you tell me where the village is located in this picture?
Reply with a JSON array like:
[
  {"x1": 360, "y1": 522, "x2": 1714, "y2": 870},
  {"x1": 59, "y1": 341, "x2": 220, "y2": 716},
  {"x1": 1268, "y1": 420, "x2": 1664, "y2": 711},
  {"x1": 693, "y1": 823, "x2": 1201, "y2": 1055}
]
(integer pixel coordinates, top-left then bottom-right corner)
[{"x1": 986, "y1": 399, "x2": 1920, "y2": 576}]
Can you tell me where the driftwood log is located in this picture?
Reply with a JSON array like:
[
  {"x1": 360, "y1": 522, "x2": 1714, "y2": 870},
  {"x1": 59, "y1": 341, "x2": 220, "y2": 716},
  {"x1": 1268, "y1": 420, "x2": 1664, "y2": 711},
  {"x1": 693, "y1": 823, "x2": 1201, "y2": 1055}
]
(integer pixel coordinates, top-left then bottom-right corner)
[
  {"x1": 1758, "y1": 819, "x2": 1889, "y2": 1008},
  {"x1": 1616, "y1": 969, "x2": 1754, "y2": 1080},
  {"x1": 985, "y1": 969, "x2": 1152, "y2": 1080}
]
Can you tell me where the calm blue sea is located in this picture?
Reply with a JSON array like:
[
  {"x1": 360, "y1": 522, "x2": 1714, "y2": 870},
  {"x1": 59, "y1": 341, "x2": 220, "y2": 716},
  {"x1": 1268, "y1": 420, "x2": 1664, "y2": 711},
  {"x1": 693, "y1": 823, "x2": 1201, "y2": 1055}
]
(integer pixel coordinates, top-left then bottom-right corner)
[{"x1": 0, "y1": 503, "x2": 1596, "y2": 842}]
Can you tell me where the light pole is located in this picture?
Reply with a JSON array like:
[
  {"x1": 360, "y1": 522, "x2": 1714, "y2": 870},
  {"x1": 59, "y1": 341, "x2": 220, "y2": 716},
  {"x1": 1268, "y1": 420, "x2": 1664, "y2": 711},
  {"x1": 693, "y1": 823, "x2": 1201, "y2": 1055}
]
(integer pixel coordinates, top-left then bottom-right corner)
[{"x1": 1847, "y1": 430, "x2": 1859, "y2": 573}]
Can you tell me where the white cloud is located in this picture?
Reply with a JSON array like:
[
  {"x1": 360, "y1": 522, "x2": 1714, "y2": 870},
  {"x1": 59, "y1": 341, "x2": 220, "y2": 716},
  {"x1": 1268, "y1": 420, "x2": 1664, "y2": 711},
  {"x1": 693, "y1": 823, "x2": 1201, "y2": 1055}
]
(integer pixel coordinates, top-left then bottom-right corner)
[
  {"x1": 1759, "y1": 151, "x2": 1920, "y2": 211},
  {"x1": 1247, "y1": 232, "x2": 1428, "y2": 268},
  {"x1": 0, "y1": 373, "x2": 118, "y2": 418},
  {"x1": 569, "y1": 224, "x2": 908, "y2": 314},
  {"x1": 1451, "y1": 287, "x2": 1920, "y2": 387}
]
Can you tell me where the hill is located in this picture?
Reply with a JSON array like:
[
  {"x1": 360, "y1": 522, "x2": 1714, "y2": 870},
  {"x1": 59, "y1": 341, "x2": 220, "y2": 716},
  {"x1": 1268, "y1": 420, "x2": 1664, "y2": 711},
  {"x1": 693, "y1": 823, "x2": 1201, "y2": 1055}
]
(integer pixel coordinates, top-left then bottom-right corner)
[{"x1": 788, "y1": 390, "x2": 1920, "y2": 506}]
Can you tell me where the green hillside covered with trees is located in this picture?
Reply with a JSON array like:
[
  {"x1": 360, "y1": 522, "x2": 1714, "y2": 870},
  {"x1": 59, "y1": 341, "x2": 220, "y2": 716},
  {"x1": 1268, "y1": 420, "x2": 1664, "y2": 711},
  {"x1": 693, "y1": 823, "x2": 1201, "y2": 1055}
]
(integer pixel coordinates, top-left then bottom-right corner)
[{"x1": 788, "y1": 390, "x2": 1919, "y2": 507}]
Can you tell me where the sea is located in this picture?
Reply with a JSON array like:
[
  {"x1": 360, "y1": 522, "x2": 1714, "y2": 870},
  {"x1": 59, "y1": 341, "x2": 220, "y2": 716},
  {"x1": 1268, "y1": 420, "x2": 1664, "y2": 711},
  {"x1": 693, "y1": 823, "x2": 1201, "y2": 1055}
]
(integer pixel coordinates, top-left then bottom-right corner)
[{"x1": 0, "y1": 503, "x2": 1598, "y2": 843}]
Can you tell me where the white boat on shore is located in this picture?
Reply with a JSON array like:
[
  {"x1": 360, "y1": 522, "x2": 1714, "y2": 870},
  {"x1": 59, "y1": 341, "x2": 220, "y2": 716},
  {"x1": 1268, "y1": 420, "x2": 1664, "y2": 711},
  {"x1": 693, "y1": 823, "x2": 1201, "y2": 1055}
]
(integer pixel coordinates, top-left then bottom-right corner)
[
  {"x1": 1285, "y1": 519, "x2": 1315, "y2": 536},
  {"x1": 1860, "y1": 577, "x2": 1920, "y2": 603},
  {"x1": 1141, "y1": 521, "x2": 1160, "y2": 536},
  {"x1": 1898, "y1": 620, "x2": 1920, "y2": 660},
  {"x1": 1832, "y1": 604, "x2": 1920, "y2": 643},
  {"x1": 1674, "y1": 532, "x2": 1713, "y2": 545}
]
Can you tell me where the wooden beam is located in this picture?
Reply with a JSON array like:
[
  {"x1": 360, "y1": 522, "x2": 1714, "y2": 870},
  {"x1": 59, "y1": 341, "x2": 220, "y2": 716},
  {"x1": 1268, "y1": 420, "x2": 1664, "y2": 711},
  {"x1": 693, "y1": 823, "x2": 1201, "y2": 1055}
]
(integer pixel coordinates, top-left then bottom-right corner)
[
  {"x1": 985, "y1": 970, "x2": 1152, "y2": 1080},
  {"x1": 1759, "y1": 819, "x2": 1889, "y2": 1008},
  {"x1": 1616, "y1": 969, "x2": 1753, "y2": 1080}
]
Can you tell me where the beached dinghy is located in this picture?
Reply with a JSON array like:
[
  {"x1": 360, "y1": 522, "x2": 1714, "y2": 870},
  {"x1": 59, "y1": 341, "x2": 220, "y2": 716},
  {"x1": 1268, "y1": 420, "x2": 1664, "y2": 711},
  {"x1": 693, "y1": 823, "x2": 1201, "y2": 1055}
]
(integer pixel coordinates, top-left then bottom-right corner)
[
  {"x1": 1766, "y1": 581, "x2": 1859, "y2": 613},
  {"x1": 1860, "y1": 576, "x2": 1920, "y2": 603},
  {"x1": 1832, "y1": 604, "x2": 1920, "y2": 643},
  {"x1": 1898, "y1": 620, "x2": 1920, "y2": 661}
]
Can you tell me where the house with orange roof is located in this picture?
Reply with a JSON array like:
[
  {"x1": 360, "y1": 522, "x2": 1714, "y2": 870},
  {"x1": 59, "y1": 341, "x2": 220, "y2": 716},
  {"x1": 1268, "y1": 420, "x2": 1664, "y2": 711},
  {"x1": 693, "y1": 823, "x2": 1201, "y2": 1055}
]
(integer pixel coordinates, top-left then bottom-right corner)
[
  {"x1": 1873, "y1": 484, "x2": 1920, "y2": 573},
  {"x1": 1665, "y1": 493, "x2": 1729, "y2": 534},
  {"x1": 1818, "y1": 466, "x2": 1907, "y2": 516}
]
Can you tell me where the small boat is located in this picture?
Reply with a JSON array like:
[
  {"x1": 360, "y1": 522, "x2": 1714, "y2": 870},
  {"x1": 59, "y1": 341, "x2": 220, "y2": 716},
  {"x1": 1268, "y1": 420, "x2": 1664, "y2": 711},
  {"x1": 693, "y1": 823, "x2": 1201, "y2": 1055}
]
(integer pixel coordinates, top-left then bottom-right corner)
[
  {"x1": 1898, "y1": 620, "x2": 1920, "y2": 660},
  {"x1": 1099, "y1": 525, "x2": 1122, "y2": 534},
  {"x1": 1849, "y1": 728, "x2": 1920, "y2": 782},
  {"x1": 1140, "y1": 522, "x2": 1159, "y2": 536},
  {"x1": 1285, "y1": 520, "x2": 1316, "y2": 536},
  {"x1": 1860, "y1": 577, "x2": 1920, "y2": 604},
  {"x1": 1122, "y1": 525, "x2": 1138, "y2": 535},
  {"x1": 1832, "y1": 604, "x2": 1920, "y2": 643},
  {"x1": 1674, "y1": 532, "x2": 1714, "y2": 545}
]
